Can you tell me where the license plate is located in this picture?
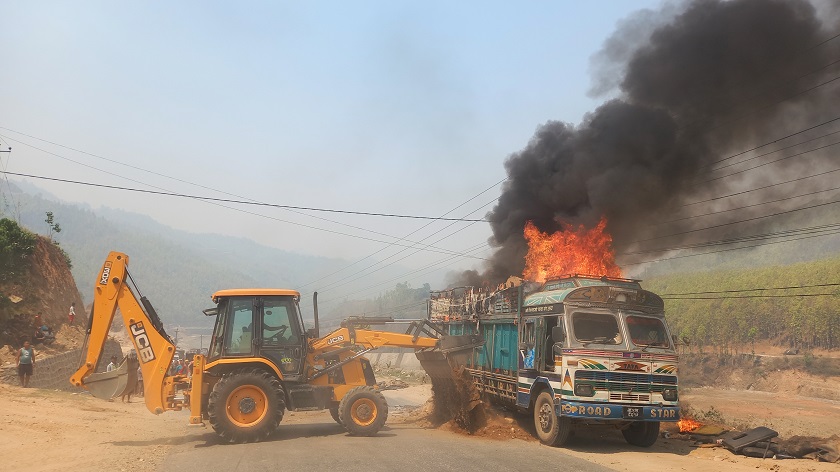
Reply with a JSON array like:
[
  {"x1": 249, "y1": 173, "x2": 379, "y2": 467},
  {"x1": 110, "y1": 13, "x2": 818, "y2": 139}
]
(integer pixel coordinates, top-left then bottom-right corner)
[{"x1": 623, "y1": 407, "x2": 642, "y2": 419}]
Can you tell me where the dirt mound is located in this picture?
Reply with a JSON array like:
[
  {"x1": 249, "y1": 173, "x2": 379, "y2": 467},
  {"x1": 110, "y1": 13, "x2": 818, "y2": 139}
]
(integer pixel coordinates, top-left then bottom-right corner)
[{"x1": 427, "y1": 366, "x2": 485, "y2": 432}]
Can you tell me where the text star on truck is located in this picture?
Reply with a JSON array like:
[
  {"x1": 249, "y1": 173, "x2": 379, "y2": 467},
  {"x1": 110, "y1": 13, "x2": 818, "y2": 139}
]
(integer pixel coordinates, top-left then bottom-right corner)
[
  {"x1": 429, "y1": 275, "x2": 680, "y2": 447},
  {"x1": 70, "y1": 251, "x2": 482, "y2": 443}
]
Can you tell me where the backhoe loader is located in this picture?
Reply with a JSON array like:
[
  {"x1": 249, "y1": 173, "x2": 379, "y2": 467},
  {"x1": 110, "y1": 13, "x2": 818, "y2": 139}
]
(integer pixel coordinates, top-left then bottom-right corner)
[{"x1": 70, "y1": 251, "x2": 482, "y2": 442}]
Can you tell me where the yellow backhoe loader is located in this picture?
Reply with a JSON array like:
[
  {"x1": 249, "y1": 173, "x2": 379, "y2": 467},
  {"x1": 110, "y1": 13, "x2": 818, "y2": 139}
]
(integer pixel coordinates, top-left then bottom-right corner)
[{"x1": 70, "y1": 251, "x2": 481, "y2": 442}]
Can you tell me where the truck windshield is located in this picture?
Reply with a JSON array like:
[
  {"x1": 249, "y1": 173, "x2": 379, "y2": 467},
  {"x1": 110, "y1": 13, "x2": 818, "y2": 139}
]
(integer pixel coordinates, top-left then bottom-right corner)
[
  {"x1": 627, "y1": 315, "x2": 670, "y2": 348},
  {"x1": 572, "y1": 312, "x2": 622, "y2": 345}
]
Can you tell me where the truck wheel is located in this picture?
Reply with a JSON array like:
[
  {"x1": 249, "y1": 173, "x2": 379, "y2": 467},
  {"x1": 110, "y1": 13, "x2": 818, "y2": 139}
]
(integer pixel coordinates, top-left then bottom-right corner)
[
  {"x1": 622, "y1": 421, "x2": 660, "y2": 447},
  {"x1": 338, "y1": 386, "x2": 388, "y2": 436},
  {"x1": 533, "y1": 390, "x2": 572, "y2": 446},
  {"x1": 329, "y1": 405, "x2": 342, "y2": 425},
  {"x1": 208, "y1": 369, "x2": 285, "y2": 443}
]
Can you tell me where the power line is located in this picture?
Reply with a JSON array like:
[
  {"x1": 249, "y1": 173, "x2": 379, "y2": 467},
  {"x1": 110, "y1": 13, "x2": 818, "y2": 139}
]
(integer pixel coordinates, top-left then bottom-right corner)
[
  {"x1": 0, "y1": 134, "x2": 495, "y2": 260},
  {"x1": 702, "y1": 139, "x2": 840, "y2": 185},
  {"x1": 661, "y1": 293, "x2": 837, "y2": 300},
  {"x1": 660, "y1": 282, "x2": 840, "y2": 296},
  {"x1": 310, "y1": 242, "x2": 492, "y2": 310},
  {"x1": 0, "y1": 170, "x2": 488, "y2": 222},
  {"x1": 295, "y1": 178, "x2": 505, "y2": 290},
  {"x1": 634, "y1": 198, "x2": 840, "y2": 244},
  {"x1": 621, "y1": 227, "x2": 840, "y2": 267},
  {"x1": 682, "y1": 167, "x2": 840, "y2": 207},
  {"x1": 656, "y1": 186, "x2": 840, "y2": 225},
  {"x1": 709, "y1": 127, "x2": 840, "y2": 172},
  {"x1": 305, "y1": 197, "x2": 495, "y2": 297},
  {"x1": 620, "y1": 223, "x2": 840, "y2": 256}
]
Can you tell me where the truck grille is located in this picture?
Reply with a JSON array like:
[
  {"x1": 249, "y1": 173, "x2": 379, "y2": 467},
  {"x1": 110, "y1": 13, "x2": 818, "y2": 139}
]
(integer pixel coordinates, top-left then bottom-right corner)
[{"x1": 574, "y1": 370, "x2": 677, "y2": 397}]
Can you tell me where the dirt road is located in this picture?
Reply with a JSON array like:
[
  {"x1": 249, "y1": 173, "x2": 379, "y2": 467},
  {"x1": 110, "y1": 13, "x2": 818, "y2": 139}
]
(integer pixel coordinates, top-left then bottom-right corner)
[{"x1": 2, "y1": 381, "x2": 838, "y2": 471}]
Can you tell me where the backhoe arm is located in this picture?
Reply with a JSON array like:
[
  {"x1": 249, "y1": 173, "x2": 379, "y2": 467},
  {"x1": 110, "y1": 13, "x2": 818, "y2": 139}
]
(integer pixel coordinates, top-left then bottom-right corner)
[
  {"x1": 70, "y1": 251, "x2": 177, "y2": 415},
  {"x1": 310, "y1": 327, "x2": 440, "y2": 352}
]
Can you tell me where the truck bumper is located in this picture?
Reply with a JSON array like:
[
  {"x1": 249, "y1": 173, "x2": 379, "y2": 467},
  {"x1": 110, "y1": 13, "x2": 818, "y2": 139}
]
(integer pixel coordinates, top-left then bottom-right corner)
[{"x1": 558, "y1": 401, "x2": 680, "y2": 422}]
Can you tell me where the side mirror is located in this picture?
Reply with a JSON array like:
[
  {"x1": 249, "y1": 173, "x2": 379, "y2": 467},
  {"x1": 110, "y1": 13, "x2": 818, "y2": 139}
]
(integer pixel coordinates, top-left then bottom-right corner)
[{"x1": 306, "y1": 328, "x2": 318, "y2": 339}]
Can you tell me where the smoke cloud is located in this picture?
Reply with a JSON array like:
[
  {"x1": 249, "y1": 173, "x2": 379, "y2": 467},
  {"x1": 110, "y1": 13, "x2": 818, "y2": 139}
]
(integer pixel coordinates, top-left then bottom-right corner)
[{"x1": 468, "y1": 0, "x2": 840, "y2": 284}]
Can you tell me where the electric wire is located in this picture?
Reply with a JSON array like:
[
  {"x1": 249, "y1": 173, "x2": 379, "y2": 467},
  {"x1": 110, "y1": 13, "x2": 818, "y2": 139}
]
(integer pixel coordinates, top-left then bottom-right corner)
[
  {"x1": 0, "y1": 170, "x2": 488, "y2": 222},
  {"x1": 620, "y1": 228, "x2": 840, "y2": 267},
  {"x1": 659, "y1": 282, "x2": 840, "y2": 296}
]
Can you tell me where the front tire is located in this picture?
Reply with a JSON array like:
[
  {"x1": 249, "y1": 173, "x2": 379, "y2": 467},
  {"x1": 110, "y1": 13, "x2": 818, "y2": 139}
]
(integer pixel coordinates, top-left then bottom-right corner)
[
  {"x1": 338, "y1": 386, "x2": 388, "y2": 436},
  {"x1": 208, "y1": 369, "x2": 285, "y2": 443},
  {"x1": 622, "y1": 421, "x2": 660, "y2": 447},
  {"x1": 533, "y1": 390, "x2": 572, "y2": 446},
  {"x1": 329, "y1": 405, "x2": 342, "y2": 425}
]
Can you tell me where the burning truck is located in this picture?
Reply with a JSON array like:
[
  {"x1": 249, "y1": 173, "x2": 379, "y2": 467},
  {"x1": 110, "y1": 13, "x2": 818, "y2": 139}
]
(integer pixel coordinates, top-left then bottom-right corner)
[
  {"x1": 426, "y1": 274, "x2": 680, "y2": 447},
  {"x1": 426, "y1": 219, "x2": 680, "y2": 447}
]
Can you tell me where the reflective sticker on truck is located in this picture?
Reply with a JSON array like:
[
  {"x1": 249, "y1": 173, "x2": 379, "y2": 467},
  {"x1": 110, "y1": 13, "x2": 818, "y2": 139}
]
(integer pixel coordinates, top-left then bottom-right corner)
[{"x1": 130, "y1": 321, "x2": 156, "y2": 363}]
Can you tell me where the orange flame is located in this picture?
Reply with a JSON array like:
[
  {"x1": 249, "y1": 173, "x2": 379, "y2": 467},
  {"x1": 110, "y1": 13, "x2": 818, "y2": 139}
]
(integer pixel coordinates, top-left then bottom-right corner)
[
  {"x1": 522, "y1": 217, "x2": 621, "y2": 283},
  {"x1": 677, "y1": 418, "x2": 701, "y2": 433}
]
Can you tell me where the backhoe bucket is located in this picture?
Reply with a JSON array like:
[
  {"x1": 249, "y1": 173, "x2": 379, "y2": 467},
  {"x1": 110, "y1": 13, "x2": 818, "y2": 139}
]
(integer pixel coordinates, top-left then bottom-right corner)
[
  {"x1": 82, "y1": 359, "x2": 132, "y2": 400},
  {"x1": 415, "y1": 334, "x2": 485, "y2": 432}
]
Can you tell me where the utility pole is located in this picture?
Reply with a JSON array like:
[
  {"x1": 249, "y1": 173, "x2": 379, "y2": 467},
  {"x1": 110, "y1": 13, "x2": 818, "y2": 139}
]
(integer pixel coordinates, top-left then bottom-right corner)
[
  {"x1": 174, "y1": 327, "x2": 180, "y2": 347},
  {"x1": 200, "y1": 334, "x2": 204, "y2": 350}
]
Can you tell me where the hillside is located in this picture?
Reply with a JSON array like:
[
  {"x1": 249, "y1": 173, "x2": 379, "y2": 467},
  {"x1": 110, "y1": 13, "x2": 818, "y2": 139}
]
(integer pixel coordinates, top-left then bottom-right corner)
[
  {"x1": 645, "y1": 257, "x2": 840, "y2": 352},
  {"x1": 4, "y1": 181, "x2": 418, "y2": 329},
  {"x1": 0, "y1": 231, "x2": 83, "y2": 349}
]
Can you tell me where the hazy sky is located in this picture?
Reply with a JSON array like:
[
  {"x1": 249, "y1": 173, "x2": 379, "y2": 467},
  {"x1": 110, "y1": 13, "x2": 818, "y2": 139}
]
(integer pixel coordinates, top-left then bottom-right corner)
[{"x1": 1, "y1": 1, "x2": 662, "y2": 285}]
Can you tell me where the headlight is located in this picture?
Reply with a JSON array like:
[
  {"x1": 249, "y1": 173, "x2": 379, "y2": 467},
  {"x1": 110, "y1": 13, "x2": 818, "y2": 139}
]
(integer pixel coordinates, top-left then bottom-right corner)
[
  {"x1": 574, "y1": 384, "x2": 595, "y2": 397},
  {"x1": 662, "y1": 388, "x2": 678, "y2": 401}
]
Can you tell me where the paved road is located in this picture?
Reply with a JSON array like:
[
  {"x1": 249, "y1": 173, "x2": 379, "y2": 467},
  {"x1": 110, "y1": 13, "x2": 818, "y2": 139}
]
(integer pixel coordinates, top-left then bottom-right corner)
[{"x1": 160, "y1": 416, "x2": 613, "y2": 472}]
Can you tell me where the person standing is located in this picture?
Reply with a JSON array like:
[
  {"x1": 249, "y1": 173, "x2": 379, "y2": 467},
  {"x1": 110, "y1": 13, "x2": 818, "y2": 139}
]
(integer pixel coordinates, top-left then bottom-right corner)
[
  {"x1": 16, "y1": 340, "x2": 35, "y2": 387},
  {"x1": 106, "y1": 356, "x2": 118, "y2": 372},
  {"x1": 68, "y1": 302, "x2": 76, "y2": 325}
]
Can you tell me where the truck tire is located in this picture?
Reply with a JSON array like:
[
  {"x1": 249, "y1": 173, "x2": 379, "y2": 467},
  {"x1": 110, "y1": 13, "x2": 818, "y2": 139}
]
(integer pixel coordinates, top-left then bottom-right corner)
[
  {"x1": 622, "y1": 421, "x2": 660, "y2": 447},
  {"x1": 338, "y1": 386, "x2": 388, "y2": 436},
  {"x1": 208, "y1": 369, "x2": 285, "y2": 443},
  {"x1": 533, "y1": 390, "x2": 572, "y2": 446}
]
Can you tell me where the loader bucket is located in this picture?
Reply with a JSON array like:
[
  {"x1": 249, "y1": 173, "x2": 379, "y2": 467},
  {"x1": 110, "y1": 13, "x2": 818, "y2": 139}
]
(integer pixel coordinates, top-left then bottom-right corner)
[
  {"x1": 82, "y1": 358, "x2": 135, "y2": 400},
  {"x1": 415, "y1": 334, "x2": 485, "y2": 432}
]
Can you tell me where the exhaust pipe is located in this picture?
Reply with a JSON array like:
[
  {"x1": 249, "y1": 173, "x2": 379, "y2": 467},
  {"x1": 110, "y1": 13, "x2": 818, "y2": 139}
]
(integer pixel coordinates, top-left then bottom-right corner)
[{"x1": 312, "y1": 291, "x2": 320, "y2": 339}]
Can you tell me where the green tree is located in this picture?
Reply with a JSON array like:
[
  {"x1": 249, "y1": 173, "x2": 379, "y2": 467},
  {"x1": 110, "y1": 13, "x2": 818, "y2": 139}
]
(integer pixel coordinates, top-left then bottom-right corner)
[{"x1": 45, "y1": 211, "x2": 62, "y2": 242}]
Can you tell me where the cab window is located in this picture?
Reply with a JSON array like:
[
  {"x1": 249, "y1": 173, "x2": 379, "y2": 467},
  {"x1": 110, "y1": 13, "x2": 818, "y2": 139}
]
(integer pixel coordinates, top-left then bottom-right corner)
[
  {"x1": 262, "y1": 298, "x2": 299, "y2": 345},
  {"x1": 226, "y1": 298, "x2": 254, "y2": 355},
  {"x1": 627, "y1": 315, "x2": 670, "y2": 348},
  {"x1": 572, "y1": 312, "x2": 622, "y2": 345}
]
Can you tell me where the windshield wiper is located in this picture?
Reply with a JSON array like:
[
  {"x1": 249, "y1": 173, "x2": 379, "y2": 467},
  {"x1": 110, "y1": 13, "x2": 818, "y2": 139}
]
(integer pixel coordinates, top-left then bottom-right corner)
[{"x1": 581, "y1": 336, "x2": 616, "y2": 347}]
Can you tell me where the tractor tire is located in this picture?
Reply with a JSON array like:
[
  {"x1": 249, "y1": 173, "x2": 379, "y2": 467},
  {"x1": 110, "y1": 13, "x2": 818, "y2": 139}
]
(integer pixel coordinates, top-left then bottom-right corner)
[
  {"x1": 621, "y1": 421, "x2": 660, "y2": 447},
  {"x1": 207, "y1": 368, "x2": 285, "y2": 443},
  {"x1": 533, "y1": 390, "x2": 572, "y2": 446},
  {"x1": 329, "y1": 405, "x2": 342, "y2": 425},
  {"x1": 338, "y1": 386, "x2": 388, "y2": 436}
]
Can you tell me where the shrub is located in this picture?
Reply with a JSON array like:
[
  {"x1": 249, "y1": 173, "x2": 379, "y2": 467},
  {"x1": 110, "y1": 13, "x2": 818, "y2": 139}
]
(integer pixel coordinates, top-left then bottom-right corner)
[{"x1": 0, "y1": 218, "x2": 37, "y2": 281}]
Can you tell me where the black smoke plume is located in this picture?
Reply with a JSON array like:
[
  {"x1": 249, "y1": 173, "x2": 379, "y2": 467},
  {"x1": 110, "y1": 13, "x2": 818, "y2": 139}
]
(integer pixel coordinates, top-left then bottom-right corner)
[{"x1": 462, "y1": 0, "x2": 840, "y2": 285}]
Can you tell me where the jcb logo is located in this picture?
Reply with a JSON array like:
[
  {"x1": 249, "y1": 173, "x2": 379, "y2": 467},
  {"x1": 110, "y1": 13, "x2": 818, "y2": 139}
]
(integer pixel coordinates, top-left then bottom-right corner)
[
  {"x1": 130, "y1": 321, "x2": 156, "y2": 363},
  {"x1": 100, "y1": 262, "x2": 112, "y2": 285},
  {"x1": 327, "y1": 335, "x2": 345, "y2": 345}
]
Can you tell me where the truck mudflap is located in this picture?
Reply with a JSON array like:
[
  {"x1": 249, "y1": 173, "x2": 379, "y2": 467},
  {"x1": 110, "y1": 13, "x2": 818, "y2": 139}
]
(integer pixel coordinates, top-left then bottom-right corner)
[{"x1": 558, "y1": 401, "x2": 680, "y2": 422}]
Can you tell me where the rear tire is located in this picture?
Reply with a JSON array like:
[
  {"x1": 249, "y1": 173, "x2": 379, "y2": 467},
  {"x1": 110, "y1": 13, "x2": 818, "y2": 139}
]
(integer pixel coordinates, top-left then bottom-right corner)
[
  {"x1": 338, "y1": 386, "x2": 388, "y2": 436},
  {"x1": 208, "y1": 369, "x2": 285, "y2": 443},
  {"x1": 622, "y1": 421, "x2": 660, "y2": 447},
  {"x1": 533, "y1": 390, "x2": 572, "y2": 446}
]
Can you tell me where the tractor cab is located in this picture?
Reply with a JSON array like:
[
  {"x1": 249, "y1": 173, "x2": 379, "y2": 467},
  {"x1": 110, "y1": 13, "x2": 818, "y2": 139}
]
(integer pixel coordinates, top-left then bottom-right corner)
[{"x1": 206, "y1": 289, "x2": 307, "y2": 380}]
